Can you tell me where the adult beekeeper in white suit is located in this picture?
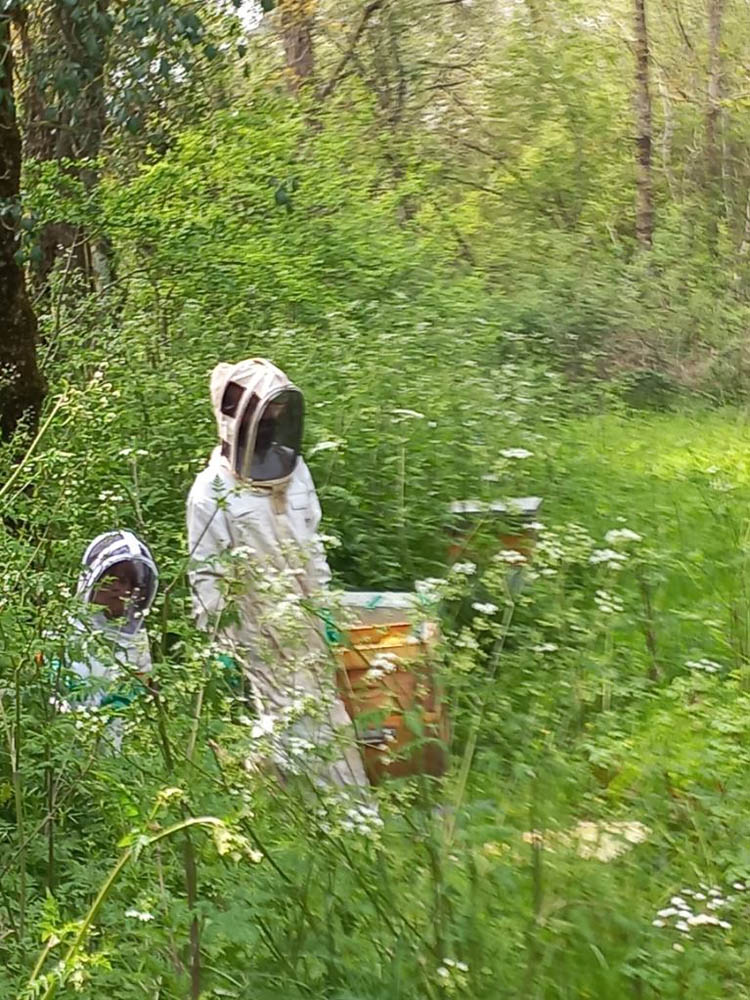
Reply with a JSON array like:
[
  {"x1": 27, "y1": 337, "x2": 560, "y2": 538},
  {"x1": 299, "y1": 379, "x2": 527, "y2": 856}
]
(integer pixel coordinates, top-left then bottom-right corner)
[
  {"x1": 57, "y1": 530, "x2": 158, "y2": 748},
  {"x1": 186, "y1": 358, "x2": 367, "y2": 787}
]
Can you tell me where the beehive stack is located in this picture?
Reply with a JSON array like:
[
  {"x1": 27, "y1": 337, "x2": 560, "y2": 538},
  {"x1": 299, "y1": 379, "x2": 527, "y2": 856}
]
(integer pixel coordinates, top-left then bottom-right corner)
[{"x1": 333, "y1": 593, "x2": 449, "y2": 784}]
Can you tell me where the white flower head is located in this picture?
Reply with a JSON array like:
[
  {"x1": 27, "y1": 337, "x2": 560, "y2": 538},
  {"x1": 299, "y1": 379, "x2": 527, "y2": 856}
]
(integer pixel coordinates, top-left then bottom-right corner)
[
  {"x1": 391, "y1": 408, "x2": 424, "y2": 420},
  {"x1": 604, "y1": 528, "x2": 642, "y2": 545},
  {"x1": 532, "y1": 643, "x2": 558, "y2": 654},
  {"x1": 309, "y1": 440, "x2": 343, "y2": 457},
  {"x1": 495, "y1": 548, "x2": 526, "y2": 564},
  {"x1": 590, "y1": 548, "x2": 627, "y2": 568},
  {"x1": 451, "y1": 561, "x2": 477, "y2": 576},
  {"x1": 686, "y1": 659, "x2": 721, "y2": 674},
  {"x1": 500, "y1": 448, "x2": 533, "y2": 460},
  {"x1": 472, "y1": 602, "x2": 498, "y2": 617}
]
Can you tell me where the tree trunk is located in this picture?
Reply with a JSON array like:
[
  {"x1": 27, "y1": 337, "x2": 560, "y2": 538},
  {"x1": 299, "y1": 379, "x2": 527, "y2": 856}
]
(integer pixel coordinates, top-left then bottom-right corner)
[
  {"x1": 633, "y1": 0, "x2": 653, "y2": 248},
  {"x1": 706, "y1": 0, "x2": 725, "y2": 244},
  {"x1": 278, "y1": 0, "x2": 315, "y2": 90},
  {"x1": 20, "y1": 0, "x2": 111, "y2": 294},
  {"x1": 0, "y1": 15, "x2": 45, "y2": 439}
]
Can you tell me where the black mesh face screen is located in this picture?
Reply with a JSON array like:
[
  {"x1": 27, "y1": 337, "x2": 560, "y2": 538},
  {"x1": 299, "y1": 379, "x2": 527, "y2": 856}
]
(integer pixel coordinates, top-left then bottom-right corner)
[{"x1": 245, "y1": 389, "x2": 303, "y2": 482}]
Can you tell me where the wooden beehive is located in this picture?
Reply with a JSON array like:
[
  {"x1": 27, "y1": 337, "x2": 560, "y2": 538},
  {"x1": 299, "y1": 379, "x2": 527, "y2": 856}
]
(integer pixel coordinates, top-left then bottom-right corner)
[
  {"x1": 447, "y1": 497, "x2": 543, "y2": 564},
  {"x1": 334, "y1": 593, "x2": 449, "y2": 784}
]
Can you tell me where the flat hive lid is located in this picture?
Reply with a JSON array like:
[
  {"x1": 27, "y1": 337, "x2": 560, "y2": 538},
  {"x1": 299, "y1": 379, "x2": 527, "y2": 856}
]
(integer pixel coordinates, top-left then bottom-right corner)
[
  {"x1": 338, "y1": 591, "x2": 422, "y2": 610},
  {"x1": 448, "y1": 496, "x2": 543, "y2": 518}
]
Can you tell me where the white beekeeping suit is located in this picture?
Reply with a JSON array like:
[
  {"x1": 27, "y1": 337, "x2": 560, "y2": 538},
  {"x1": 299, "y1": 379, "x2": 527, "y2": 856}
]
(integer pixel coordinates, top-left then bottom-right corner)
[
  {"x1": 186, "y1": 358, "x2": 367, "y2": 787},
  {"x1": 61, "y1": 530, "x2": 158, "y2": 747}
]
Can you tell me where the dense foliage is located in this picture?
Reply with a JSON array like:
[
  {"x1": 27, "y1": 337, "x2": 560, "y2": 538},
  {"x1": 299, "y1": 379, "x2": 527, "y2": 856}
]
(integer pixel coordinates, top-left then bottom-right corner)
[{"x1": 3, "y1": 1, "x2": 750, "y2": 997}]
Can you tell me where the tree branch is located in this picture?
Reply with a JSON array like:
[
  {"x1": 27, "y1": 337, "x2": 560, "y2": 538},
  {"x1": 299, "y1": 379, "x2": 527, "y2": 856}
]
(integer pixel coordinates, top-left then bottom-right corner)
[{"x1": 319, "y1": 0, "x2": 388, "y2": 100}]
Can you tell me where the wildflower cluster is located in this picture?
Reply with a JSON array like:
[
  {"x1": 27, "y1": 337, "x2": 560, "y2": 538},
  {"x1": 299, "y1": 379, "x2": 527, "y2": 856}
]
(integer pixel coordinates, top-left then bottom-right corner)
[
  {"x1": 436, "y1": 958, "x2": 469, "y2": 993},
  {"x1": 594, "y1": 589, "x2": 623, "y2": 615},
  {"x1": 653, "y1": 882, "x2": 742, "y2": 948},
  {"x1": 316, "y1": 791, "x2": 384, "y2": 843},
  {"x1": 686, "y1": 658, "x2": 721, "y2": 674},
  {"x1": 365, "y1": 651, "x2": 399, "y2": 682}
]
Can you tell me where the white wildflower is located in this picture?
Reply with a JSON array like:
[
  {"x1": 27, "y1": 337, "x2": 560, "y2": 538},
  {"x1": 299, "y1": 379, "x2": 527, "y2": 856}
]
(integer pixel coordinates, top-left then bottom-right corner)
[
  {"x1": 391, "y1": 408, "x2": 424, "y2": 420},
  {"x1": 309, "y1": 440, "x2": 342, "y2": 456},
  {"x1": 733, "y1": 881, "x2": 746, "y2": 891},
  {"x1": 415, "y1": 577, "x2": 444, "y2": 599},
  {"x1": 495, "y1": 549, "x2": 526, "y2": 564},
  {"x1": 366, "y1": 653, "x2": 399, "y2": 681},
  {"x1": 594, "y1": 589, "x2": 624, "y2": 614},
  {"x1": 590, "y1": 548, "x2": 627, "y2": 569},
  {"x1": 451, "y1": 561, "x2": 477, "y2": 576},
  {"x1": 532, "y1": 643, "x2": 558, "y2": 654},
  {"x1": 686, "y1": 659, "x2": 721, "y2": 674},
  {"x1": 125, "y1": 909, "x2": 154, "y2": 922},
  {"x1": 673, "y1": 942, "x2": 685, "y2": 953},
  {"x1": 472, "y1": 602, "x2": 498, "y2": 616},
  {"x1": 604, "y1": 528, "x2": 642, "y2": 545},
  {"x1": 500, "y1": 448, "x2": 533, "y2": 459}
]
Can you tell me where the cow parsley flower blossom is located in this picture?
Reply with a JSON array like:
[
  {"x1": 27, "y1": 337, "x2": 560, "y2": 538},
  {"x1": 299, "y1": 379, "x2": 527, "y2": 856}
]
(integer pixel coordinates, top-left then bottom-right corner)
[
  {"x1": 604, "y1": 528, "x2": 642, "y2": 545},
  {"x1": 652, "y1": 880, "x2": 739, "y2": 946},
  {"x1": 451, "y1": 561, "x2": 477, "y2": 576},
  {"x1": 590, "y1": 548, "x2": 627, "y2": 569},
  {"x1": 472, "y1": 602, "x2": 498, "y2": 617},
  {"x1": 686, "y1": 659, "x2": 721, "y2": 674}
]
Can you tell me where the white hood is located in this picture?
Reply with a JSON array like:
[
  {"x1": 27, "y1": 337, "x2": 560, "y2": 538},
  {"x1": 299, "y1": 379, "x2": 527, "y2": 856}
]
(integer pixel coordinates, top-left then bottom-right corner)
[
  {"x1": 210, "y1": 357, "x2": 303, "y2": 487},
  {"x1": 76, "y1": 530, "x2": 159, "y2": 637}
]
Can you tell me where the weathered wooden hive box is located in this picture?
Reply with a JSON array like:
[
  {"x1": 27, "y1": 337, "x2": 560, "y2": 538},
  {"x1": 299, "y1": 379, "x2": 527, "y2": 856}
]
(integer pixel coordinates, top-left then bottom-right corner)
[{"x1": 334, "y1": 592, "x2": 449, "y2": 784}]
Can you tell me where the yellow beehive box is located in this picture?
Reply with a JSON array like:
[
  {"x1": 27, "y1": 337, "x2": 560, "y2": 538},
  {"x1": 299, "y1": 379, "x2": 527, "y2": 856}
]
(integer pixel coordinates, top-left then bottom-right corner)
[{"x1": 333, "y1": 593, "x2": 449, "y2": 784}]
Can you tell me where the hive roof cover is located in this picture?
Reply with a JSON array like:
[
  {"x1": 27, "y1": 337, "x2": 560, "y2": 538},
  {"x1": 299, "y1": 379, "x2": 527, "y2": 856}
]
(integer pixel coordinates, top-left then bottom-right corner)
[{"x1": 448, "y1": 496, "x2": 543, "y2": 517}]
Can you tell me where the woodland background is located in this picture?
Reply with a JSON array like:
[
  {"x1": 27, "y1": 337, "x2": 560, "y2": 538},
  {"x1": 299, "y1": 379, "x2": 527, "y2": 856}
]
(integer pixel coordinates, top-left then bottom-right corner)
[{"x1": 2, "y1": 2, "x2": 750, "y2": 998}]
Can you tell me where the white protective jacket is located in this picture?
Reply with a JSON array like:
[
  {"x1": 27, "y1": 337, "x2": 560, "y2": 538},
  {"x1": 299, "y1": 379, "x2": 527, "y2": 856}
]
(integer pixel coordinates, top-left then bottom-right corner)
[
  {"x1": 63, "y1": 532, "x2": 157, "y2": 749},
  {"x1": 186, "y1": 359, "x2": 367, "y2": 787}
]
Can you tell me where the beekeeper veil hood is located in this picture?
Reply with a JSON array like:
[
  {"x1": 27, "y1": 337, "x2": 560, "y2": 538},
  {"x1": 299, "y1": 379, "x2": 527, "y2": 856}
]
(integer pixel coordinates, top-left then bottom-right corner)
[
  {"x1": 210, "y1": 358, "x2": 304, "y2": 486},
  {"x1": 77, "y1": 530, "x2": 159, "y2": 636}
]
